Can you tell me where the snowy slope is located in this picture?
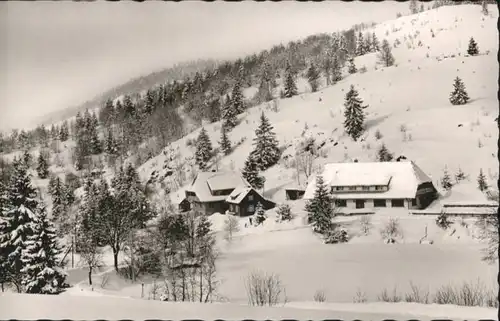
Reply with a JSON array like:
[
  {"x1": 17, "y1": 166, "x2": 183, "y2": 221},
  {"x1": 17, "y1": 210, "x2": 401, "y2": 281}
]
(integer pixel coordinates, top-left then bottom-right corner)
[{"x1": 139, "y1": 4, "x2": 497, "y2": 207}]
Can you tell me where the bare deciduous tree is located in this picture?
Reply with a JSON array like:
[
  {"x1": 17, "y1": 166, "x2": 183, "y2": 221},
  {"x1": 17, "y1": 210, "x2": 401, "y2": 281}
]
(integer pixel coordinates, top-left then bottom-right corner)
[
  {"x1": 359, "y1": 215, "x2": 373, "y2": 235},
  {"x1": 223, "y1": 215, "x2": 240, "y2": 242},
  {"x1": 245, "y1": 270, "x2": 287, "y2": 307},
  {"x1": 380, "y1": 217, "x2": 403, "y2": 243}
]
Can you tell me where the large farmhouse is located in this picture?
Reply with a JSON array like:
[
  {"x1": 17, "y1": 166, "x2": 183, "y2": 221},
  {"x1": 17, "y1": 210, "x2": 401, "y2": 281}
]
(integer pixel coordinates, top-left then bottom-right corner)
[
  {"x1": 303, "y1": 161, "x2": 438, "y2": 210},
  {"x1": 185, "y1": 171, "x2": 275, "y2": 216}
]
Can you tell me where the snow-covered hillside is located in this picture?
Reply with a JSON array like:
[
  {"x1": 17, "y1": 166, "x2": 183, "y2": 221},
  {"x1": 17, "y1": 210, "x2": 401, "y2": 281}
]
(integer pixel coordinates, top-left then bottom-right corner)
[{"x1": 140, "y1": 4, "x2": 498, "y2": 204}]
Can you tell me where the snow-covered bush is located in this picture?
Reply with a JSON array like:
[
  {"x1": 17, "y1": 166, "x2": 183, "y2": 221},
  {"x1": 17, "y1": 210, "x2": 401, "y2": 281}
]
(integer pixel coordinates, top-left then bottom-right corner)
[
  {"x1": 275, "y1": 204, "x2": 293, "y2": 222},
  {"x1": 324, "y1": 228, "x2": 349, "y2": 244},
  {"x1": 436, "y1": 211, "x2": 452, "y2": 230}
]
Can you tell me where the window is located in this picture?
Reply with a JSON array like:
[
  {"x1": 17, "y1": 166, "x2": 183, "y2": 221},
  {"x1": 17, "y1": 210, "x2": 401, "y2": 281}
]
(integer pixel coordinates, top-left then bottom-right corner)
[
  {"x1": 355, "y1": 199, "x2": 365, "y2": 209},
  {"x1": 374, "y1": 199, "x2": 386, "y2": 207},
  {"x1": 186, "y1": 191, "x2": 196, "y2": 197},
  {"x1": 411, "y1": 199, "x2": 417, "y2": 207},
  {"x1": 248, "y1": 204, "x2": 255, "y2": 213},
  {"x1": 375, "y1": 186, "x2": 385, "y2": 191},
  {"x1": 362, "y1": 186, "x2": 370, "y2": 191},
  {"x1": 348, "y1": 186, "x2": 356, "y2": 191},
  {"x1": 248, "y1": 194, "x2": 254, "y2": 201},
  {"x1": 391, "y1": 199, "x2": 405, "y2": 207},
  {"x1": 335, "y1": 199, "x2": 347, "y2": 207}
]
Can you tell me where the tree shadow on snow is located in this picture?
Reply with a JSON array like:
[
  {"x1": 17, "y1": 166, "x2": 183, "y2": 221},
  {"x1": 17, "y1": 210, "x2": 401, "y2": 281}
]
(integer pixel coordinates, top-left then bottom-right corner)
[{"x1": 364, "y1": 114, "x2": 390, "y2": 131}]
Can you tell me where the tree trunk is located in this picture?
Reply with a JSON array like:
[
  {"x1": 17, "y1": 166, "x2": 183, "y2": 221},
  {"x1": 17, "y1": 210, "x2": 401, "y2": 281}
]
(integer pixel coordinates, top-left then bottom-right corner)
[
  {"x1": 88, "y1": 267, "x2": 93, "y2": 286},
  {"x1": 113, "y1": 250, "x2": 119, "y2": 272}
]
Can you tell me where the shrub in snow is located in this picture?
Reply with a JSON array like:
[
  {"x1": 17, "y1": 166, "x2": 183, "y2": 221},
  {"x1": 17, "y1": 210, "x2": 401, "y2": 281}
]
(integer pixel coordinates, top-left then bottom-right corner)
[
  {"x1": 467, "y1": 37, "x2": 479, "y2": 56},
  {"x1": 324, "y1": 228, "x2": 349, "y2": 244},
  {"x1": 436, "y1": 211, "x2": 452, "y2": 230},
  {"x1": 314, "y1": 289, "x2": 327, "y2": 302},
  {"x1": 359, "y1": 66, "x2": 367, "y2": 74},
  {"x1": 245, "y1": 270, "x2": 287, "y2": 306},
  {"x1": 276, "y1": 204, "x2": 293, "y2": 222},
  {"x1": 347, "y1": 56, "x2": 357, "y2": 74},
  {"x1": 380, "y1": 217, "x2": 403, "y2": 243},
  {"x1": 449, "y1": 76, "x2": 470, "y2": 105},
  {"x1": 374, "y1": 129, "x2": 383, "y2": 140},
  {"x1": 353, "y1": 288, "x2": 368, "y2": 303}
]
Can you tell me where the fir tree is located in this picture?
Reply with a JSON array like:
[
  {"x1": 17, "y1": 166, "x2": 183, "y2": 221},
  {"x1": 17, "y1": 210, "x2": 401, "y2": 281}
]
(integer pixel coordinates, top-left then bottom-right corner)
[
  {"x1": 219, "y1": 126, "x2": 232, "y2": 156},
  {"x1": 36, "y1": 152, "x2": 49, "y2": 179},
  {"x1": 331, "y1": 54, "x2": 343, "y2": 83},
  {"x1": 195, "y1": 127, "x2": 213, "y2": 171},
  {"x1": 242, "y1": 154, "x2": 264, "y2": 190},
  {"x1": 143, "y1": 89, "x2": 155, "y2": 116},
  {"x1": 306, "y1": 63, "x2": 320, "y2": 92},
  {"x1": 343, "y1": 85, "x2": 368, "y2": 141},
  {"x1": 21, "y1": 207, "x2": 68, "y2": 294},
  {"x1": 283, "y1": 62, "x2": 298, "y2": 98},
  {"x1": 251, "y1": 112, "x2": 281, "y2": 171},
  {"x1": 254, "y1": 202, "x2": 267, "y2": 226},
  {"x1": 467, "y1": 37, "x2": 479, "y2": 56},
  {"x1": 449, "y1": 76, "x2": 470, "y2": 105},
  {"x1": 221, "y1": 94, "x2": 238, "y2": 131},
  {"x1": 356, "y1": 31, "x2": 365, "y2": 56},
  {"x1": 377, "y1": 39, "x2": 396, "y2": 67},
  {"x1": 231, "y1": 80, "x2": 245, "y2": 115},
  {"x1": 22, "y1": 150, "x2": 33, "y2": 169},
  {"x1": 477, "y1": 168, "x2": 488, "y2": 191},
  {"x1": 195, "y1": 214, "x2": 212, "y2": 240},
  {"x1": 455, "y1": 167, "x2": 467, "y2": 183},
  {"x1": 441, "y1": 166, "x2": 453, "y2": 191},
  {"x1": 371, "y1": 32, "x2": 380, "y2": 52},
  {"x1": 0, "y1": 159, "x2": 40, "y2": 292},
  {"x1": 59, "y1": 121, "x2": 69, "y2": 142},
  {"x1": 377, "y1": 143, "x2": 394, "y2": 162},
  {"x1": 105, "y1": 130, "x2": 119, "y2": 155},
  {"x1": 304, "y1": 175, "x2": 334, "y2": 235},
  {"x1": 347, "y1": 56, "x2": 357, "y2": 74}
]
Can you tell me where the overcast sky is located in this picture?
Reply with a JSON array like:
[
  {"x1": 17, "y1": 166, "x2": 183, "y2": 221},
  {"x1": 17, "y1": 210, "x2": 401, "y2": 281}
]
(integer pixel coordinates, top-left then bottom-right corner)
[{"x1": 0, "y1": 1, "x2": 409, "y2": 131}]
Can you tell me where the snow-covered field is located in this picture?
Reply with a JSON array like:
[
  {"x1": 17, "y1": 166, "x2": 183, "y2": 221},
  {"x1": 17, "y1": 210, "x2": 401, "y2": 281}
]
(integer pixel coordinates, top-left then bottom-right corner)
[{"x1": 0, "y1": 293, "x2": 496, "y2": 320}]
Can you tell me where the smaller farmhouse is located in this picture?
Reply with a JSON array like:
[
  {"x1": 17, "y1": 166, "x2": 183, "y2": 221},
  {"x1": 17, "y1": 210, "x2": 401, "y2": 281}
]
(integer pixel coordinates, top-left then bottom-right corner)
[
  {"x1": 304, "y1": 161, "x2": 438, "y2": 211},
  {"x1": 185, "y1": 171, "x2": 249, "y2": 215},
  {"x1": 226, "y1": 186, "x2": 276, "y2": 216}
]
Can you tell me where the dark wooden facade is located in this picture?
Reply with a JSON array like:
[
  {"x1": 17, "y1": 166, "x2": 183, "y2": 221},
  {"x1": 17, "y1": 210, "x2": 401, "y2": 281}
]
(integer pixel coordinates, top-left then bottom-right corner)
[
  {"x1": 228, "y1": 189, "x2": 276, "y2": 217},
  {"x1": 414, "y1": 182, "x2": 438, "y2": 209},
  {"x1": 178, "y1": 198, "x2": 191, "y2": 212},
  {"x1": 285, "y1": 188, "x2": 305, "y2": 200}
]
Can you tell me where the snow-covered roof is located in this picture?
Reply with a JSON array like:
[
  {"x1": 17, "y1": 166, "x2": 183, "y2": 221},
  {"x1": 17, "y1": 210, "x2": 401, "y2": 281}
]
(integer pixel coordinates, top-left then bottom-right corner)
[
  {"x1": 442, "y1": 182, "x2": 498, "y2": 207},
  {"x1": 304, "y1": 161, "x2": 433, "y2": 200},
  {"x1": 169, "y1": 188, "x2": 187, "y2": 205},
  {"x1": 226, "y1": 185, "x2": 253, "y2": 204},
  {"x1": 186, "y1": 171, "x2": 250, "y2": 202}
]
